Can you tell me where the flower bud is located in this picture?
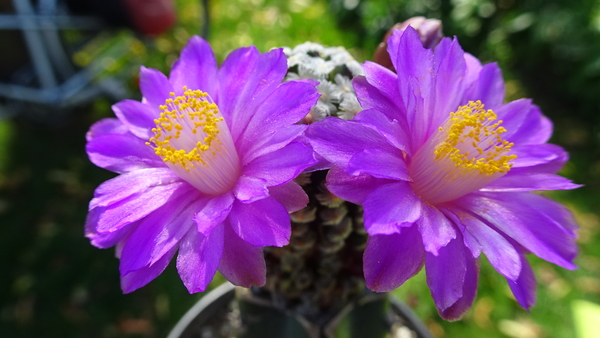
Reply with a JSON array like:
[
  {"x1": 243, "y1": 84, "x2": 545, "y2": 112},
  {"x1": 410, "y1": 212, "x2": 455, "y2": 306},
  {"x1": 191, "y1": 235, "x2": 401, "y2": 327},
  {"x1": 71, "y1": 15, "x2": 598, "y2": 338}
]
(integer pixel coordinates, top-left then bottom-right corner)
[{"x1": 373, "y1": 17, "x2": 443, "y2": 71}]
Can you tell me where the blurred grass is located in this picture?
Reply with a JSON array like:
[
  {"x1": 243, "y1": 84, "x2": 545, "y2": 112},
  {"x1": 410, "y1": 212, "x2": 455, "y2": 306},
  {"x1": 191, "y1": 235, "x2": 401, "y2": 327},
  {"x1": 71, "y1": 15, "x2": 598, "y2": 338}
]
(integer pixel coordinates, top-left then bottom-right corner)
[{"x1": 0, "y1": 0, "x2": 599, "y2": 337}]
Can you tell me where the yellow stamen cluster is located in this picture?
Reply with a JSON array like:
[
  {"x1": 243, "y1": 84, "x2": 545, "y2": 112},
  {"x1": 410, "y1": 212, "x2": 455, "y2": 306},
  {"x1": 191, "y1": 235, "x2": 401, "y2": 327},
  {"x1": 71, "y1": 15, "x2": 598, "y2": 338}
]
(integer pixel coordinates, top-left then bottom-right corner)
[
  {"x1": 434, "y1": 100, "x2": 517, "y2": 175},
  {"x1": 146, "y1": 87, "x2": 223, "y2": 171}
]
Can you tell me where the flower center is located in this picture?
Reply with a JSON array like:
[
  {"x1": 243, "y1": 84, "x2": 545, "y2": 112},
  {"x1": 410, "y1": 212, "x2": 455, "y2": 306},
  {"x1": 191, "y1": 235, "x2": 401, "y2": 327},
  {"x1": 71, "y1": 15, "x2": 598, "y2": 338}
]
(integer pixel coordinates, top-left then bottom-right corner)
[
  {"x1": 147, "y1": 87, "x2": 241, "y2": 195},
  {"x1": 409, "y1": 100, "x2": 517, "y2": 204}
]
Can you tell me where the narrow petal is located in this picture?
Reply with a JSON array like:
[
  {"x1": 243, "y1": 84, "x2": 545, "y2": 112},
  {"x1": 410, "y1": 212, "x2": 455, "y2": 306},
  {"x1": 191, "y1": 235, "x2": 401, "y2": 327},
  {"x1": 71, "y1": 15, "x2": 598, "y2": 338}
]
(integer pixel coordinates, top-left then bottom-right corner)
[
  {"x1": 363, "y1": 182, "x2": 421, "y2": 235},
  {"x1": 438, "y1": 254, "x2": 479, "y2": 321},
  {"x1": 354, "y1": 109, "x2": 409, "y2": 153},
  {"x1": 481, "y1": 173, "x2": 581, "y2": 192},
  {"x1": 239, "y1": 80, "x2": 319, "y2": 162},
  {"x1": 352, "y1": 75, "x2": 406, "y2": 128},
  {"x1": 86, "y1": 118, "x2": 128, "y2": 141},
  {"x1": 510, "y1": 144, "x2": 567, "y2": 169},
  {"x1": 90, "y1": 167, "x2": 179, "y2": 209},
  {"x1": 176, "y1": 223, "x2": 224, "y2": 293},
  {"x1": 194, "y1": 192, "x2": 235, "y2": 236},
  {"x1": 121, "y1": 247, "x2": 177, "y2": 293},
  {"x1": 425, "y1": 235, "x2": 468, "y2": 312},
  {"x1": 444, "y1": 207, "x2": 521, "y2": 280},
  {"x1": 242, "y1": 142, "x2": 315, "y2": 186},
  {"x1": 139, "y1": 66, "x2": 174, "y2": 111},
  {"x1": 416, "y1": 204, "x2": 456, "y2": 256},
  {"x1": 219, "y1": 223, "x2": 266, "y2": 287},
  {"x1": 428, "y1": 36, "x2": 466, "y2": 137},
  {"x1": 86, "y1": 133, "x2": 165, "y2": 174},
  {"x1": 95, "y1": 181, "x2": 188, "y2": 233},
  {"x1": 364, "y1": 225, "x2": 425, "y2": 292},
  {"x1": 233, "y1": 176, "x2": 269, "y2": 203},
  {"x1": 112, "y1": 100, "x2": 157, "y2": 139},
  {"x1": 228, "y1": 197, "x2": 291, "y2": 247},
  {"x1": 307, "y1": 117, "x2": 396, "y2": 167},
  {"x1": 458, "y1": 192, "x2": 577, "y2": 270},
  {"x1": 346, "y1": 148, "x2": 410, "y2": 181},
  {"x1": 507, "y1": 255, "x2": 537, "y2": 310},
  {"x1": 494, "y1": 99, "x2": 531, "y2": 140},
  {"x1": 461, "y1": 53, "x2": 482, "y2": 96},
  {"x1": 326, "y1": 166, "x2": 391, "y2": 205},
  {"x1": 242, "y1": 124, "x2": 308, "y2": 165},
  {"x1": 85, "y1": 207, "x2": 137, "y2": 248},
  {"x1": 356, "y1": 62, "x2": 406, "y2": 123},
  {"x1": 462, "y1": 62, "x2": 504, "y2": 110},
  {"x1": 218, "y1": 47, "x2": 287, "y2": 139},
  {"x1": 119, "y1": 188, "x2": 202, "y2": 275},
  {"x1": 498, "y1": 100, "x2": 552, "y2": 145},
  {"x1": 509, "y1": 104, "x2": 552, "y2": 145},
  {"x1": 169, "y1": 36, "x2": 218, "y2": 97},
  {"x1": 268, "y1": 181, "x2": 308, "y2": 213}
]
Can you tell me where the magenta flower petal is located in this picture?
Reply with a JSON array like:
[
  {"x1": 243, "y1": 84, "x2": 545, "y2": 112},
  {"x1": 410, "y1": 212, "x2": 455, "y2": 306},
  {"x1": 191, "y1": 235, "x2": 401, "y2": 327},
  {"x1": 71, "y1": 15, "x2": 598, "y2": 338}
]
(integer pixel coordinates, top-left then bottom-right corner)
[
  {"x1": 95, "y1": 182, "x2": 186, "y2": 233},
  {"x1": 326, "y1": 166, "x2": 390, "y2": 205},
  {"x1": 112, "y1": 100, "x2": 157, "y2": 139},
  {"x1": 481, "y1": 172, "x2": 582, "y2": 192},
  {"x1": 509, "y1": 105, "x2": 553, "y2": 145},
  {"x1": 307, "y1": 117, "x2": 397, "y2": 167},
  {"x1": 363, "y1": 182, "x2": 421, "y2": 235},
  {"x1": 507, "y1": 255, "x2": 537, "y2": 310},
  {"x1": 354, "y1": 109, "x2": 409, "y2": 152},
  {"x1": 347, "y1": 148, "x2": 410, "y2": 181},
  {"x1": 462, "y1": 62, "x2": 504, "y2": 109},
  {"x1": 86, "y1": 132, "x2": 165, "y2": 173},
  {"x1": 218, "y1": 47, "x2": 287, "y2": 138},
  {"x1": 427, "y1": 37, "x2": 466, "y2": 134},
  {"x1": 268, "y1": 181, "x2": 308, "y2": 213},
  {"x1": 121, "y1": 247, "x2": 177, "y2": 293},
  {"x1": 437, "y1": 252, "x2": 479, "y2": 321},
  {"x1": 194, "y1": 192, "x2": 235, "y2": 236},
  {"x1": 353, "y1": 75, "x2": 403, "y2": 123},
  {"x1": 460, "y1": 193, "x2": 577, "y2": 270},
  {"x1": 86, "y1": 118, "x2": 128, "y2": 141},
  {"x1": 356, "y1": 62, "x2": 404, "y2": 117},
  {"x1": 364, "y1": 225, "x2": 424, "y2": 292},
  {"x1": 85, "y1": 207, "x2": 137, "y2": 248},
  {"x1": 139, "y1": 66, "x2": 174, "y2": 110},
  {"x1": 90, "y1": 167, "x2": 179, "y2": 209},
  {"x1": 233, "y1": 176, "x2": 269, "y2": 203},
  {"x1": 170, "y1": 36, "x2": 218, "y2": 98},
  {"x1": 85, "y1": 36, "x2": 316, "y2": 292},
  {"x1": 242, "y1": 142, "x2": 316, "y2": 186},
  {"x1": 228, "y1": 197, "x2": 291, "y2": 247},
  {"x1": 119, "y1": 187, "x2": 201, "y2": 275},
  {"x1": 177, "y1": 223, "x2": 224, "y2": 293},
  {"x1": 242, "y1": 124, "x2": 308, "y2": 164},
  {"x1": 445, "y1": 207, "x2": 521, "y2": 280},
  {"x1": 416, "y1": 203, "x2": 455, "y2": 256},
  {"x1": 239, "y1": 80, "x2": 319, "y2": 163},
  {"x1": 425, "y1": 236, "x2": 468, "y2": 312},
  {"x1": 219, "y1": 223, "x2": 266, "y2": 287},
  {"x1": 510, "y1": 144, "x2": 566, "y2": 169}
]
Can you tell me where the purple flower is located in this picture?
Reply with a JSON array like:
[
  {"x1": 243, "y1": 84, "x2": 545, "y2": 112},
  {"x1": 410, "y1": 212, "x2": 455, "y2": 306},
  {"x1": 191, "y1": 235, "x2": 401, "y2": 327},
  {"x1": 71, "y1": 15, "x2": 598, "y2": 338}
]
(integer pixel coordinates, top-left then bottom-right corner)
[
  {"x1": 307, "y1": 27, "x2": 580, "y2": 320},
  {"x1": 85, "y1": 36, "x2": 319, "y2": 293}
]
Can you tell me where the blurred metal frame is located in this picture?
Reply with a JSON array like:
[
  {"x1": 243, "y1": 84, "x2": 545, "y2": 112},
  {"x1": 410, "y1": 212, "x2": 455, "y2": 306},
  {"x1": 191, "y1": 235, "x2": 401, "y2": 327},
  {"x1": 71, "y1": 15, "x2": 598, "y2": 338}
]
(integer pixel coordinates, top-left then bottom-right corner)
[{"x1": 0, "y1": 0, "x2": 128, "y2": 115}]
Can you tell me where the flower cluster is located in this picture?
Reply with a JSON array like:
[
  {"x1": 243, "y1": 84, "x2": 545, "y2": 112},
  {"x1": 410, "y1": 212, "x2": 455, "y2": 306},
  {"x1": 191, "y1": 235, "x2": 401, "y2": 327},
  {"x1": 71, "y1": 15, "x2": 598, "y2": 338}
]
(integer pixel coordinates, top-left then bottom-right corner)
[{"x1": 85, "y1": 27, "x2": 579, "y2": 320}]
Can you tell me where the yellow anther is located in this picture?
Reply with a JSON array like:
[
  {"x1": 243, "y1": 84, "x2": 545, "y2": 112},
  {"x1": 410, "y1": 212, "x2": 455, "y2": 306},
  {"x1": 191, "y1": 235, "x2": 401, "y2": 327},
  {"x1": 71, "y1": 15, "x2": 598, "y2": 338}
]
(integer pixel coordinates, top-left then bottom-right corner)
[
  {"x1": 434, "y1": 101, "x2": 516, "y2": 176},
  {"x1": 147, "y1": 88, "x2": 224, "y2": 171}
]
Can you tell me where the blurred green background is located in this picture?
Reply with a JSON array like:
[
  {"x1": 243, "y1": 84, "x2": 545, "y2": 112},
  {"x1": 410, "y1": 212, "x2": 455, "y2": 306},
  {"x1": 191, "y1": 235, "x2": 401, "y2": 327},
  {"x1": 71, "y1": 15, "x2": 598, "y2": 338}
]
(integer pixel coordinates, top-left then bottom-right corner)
[{"x1": 1, "y1": 0, "x2": 599, "y2": 337}]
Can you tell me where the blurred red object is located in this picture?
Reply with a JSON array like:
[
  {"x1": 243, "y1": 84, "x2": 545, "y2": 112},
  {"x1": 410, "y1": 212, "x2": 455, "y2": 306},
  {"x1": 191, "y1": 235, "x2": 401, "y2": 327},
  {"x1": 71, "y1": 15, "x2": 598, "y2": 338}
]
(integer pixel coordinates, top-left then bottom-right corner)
[{"x1": 122, "y1": 0, "x2": 176, "y2": 36}]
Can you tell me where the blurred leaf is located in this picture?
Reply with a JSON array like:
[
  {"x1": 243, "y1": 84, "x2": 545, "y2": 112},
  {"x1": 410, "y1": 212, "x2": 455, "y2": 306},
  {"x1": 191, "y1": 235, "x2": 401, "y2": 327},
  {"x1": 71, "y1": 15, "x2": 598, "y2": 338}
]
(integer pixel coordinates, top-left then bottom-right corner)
[{"x1": 572, "y1": 300, "x2": 600, "y2": 338}]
